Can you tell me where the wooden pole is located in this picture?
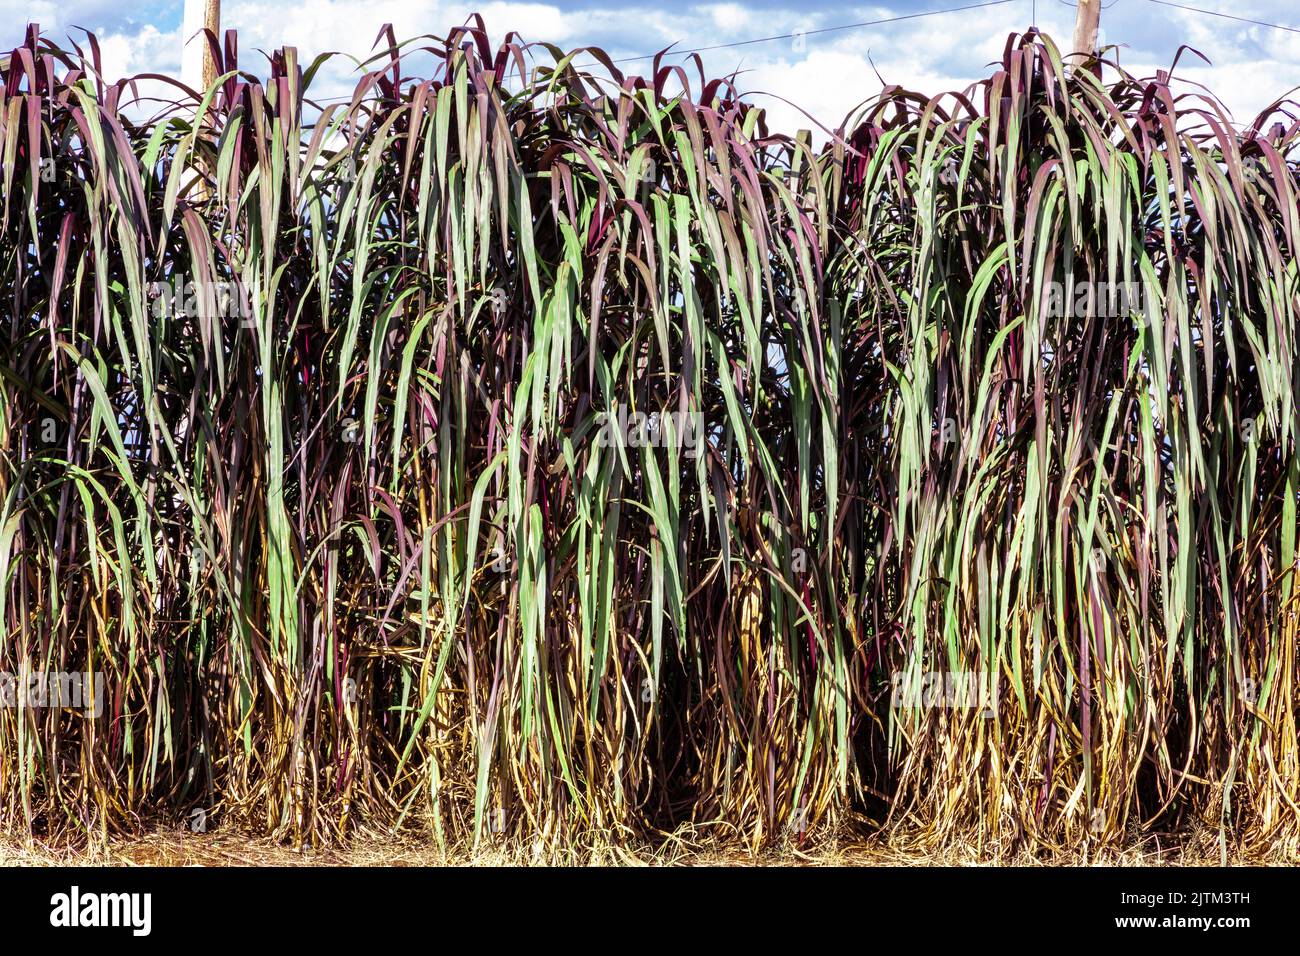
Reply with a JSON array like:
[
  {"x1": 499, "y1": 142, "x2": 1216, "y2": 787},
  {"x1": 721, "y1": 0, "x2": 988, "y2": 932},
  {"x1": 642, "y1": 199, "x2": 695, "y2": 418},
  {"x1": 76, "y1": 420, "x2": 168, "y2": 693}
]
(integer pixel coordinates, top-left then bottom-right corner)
[
  {"x1": 203, "y1": 0, "x2": 220, "y2": 91},
  {"x1": 181, "y1": 0, "x2": 220, "y2": 202},
  {"x1": 1069, "y1": 0, "x2": 1101, "y2": 72},
  {"x1": 182, "y1": 0, "x2": 220, "y2": 93}
]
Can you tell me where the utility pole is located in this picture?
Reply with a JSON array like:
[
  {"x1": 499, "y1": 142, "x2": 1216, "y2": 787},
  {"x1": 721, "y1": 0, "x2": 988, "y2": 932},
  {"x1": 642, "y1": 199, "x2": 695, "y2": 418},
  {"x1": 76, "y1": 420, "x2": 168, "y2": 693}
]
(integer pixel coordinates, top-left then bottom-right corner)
[
  {"x1": 182, "y1": 0, "x2": 220, "y2": 93},
  {"x1": 181, "y1": 0, "x2": 220, "y2": 202},
  {"x1": 1069, "y1": 0, "x2": 1101, "y2": 72}
]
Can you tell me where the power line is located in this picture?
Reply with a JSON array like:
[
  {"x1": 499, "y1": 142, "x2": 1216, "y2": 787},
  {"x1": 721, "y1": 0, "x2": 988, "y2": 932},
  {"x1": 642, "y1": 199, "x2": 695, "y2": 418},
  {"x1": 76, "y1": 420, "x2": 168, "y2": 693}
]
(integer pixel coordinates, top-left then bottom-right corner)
[
  {"x1": 303, "y1": 1, "x2": 1019, "y2": 105},
  {"x1": 1146, "y1": 0, "x2": 1300, "y2": 35},
  {"x1": 1056, "y1": 0, "x2": 1122, "y2": 10},
  {"x1": 596, "y1": 0, "x2": 1017, "y2": 64},
  {"x1": 238, "y1": 0, "x2": 1300, "y2": 110}
]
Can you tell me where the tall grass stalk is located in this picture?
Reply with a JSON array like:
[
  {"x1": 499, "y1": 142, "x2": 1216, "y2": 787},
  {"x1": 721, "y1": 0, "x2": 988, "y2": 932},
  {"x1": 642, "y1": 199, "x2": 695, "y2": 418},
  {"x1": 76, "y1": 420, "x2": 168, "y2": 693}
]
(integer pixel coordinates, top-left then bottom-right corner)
[{"x1": 1, "y1": 23, "x2": 1297, "y2": 856}]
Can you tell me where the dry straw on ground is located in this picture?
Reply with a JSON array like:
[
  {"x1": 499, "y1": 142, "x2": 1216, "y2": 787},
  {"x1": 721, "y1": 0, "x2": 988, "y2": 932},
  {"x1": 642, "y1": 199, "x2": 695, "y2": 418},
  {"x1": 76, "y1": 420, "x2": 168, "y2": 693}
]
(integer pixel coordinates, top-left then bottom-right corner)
[{"x1": 0, "y1": 828, "x2": 1285, "y2": 867}]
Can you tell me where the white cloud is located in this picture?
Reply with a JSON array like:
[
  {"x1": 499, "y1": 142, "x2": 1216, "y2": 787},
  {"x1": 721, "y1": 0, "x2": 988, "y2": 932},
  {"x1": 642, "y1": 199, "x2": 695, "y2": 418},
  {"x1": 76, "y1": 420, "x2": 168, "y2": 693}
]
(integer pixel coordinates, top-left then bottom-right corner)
[
  {"x1": 97, "y1": 24, "x2": 178, "y2": 78},
  {"x1": 7, "y1": 0, "x2": 1300, "y2": 134},
  {"x1": 702, "y1": 4, "x2": 752, "y2": 35}
]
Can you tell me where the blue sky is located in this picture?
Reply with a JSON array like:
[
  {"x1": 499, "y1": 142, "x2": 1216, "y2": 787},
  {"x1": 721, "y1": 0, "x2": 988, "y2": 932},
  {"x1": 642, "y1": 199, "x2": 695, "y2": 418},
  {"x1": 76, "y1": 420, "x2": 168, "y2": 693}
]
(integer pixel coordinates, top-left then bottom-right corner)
[{"x1": 4, "y1": 0, "x2": 1299, "y2": 133}]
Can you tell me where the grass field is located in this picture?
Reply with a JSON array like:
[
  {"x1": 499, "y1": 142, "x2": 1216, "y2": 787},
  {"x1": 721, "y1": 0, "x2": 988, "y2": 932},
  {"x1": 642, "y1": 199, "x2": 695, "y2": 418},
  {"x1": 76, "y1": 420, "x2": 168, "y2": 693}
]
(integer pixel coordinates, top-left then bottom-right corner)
[{"x1": 2, "y1": 19, "x2": 1299, "y2": 861}]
